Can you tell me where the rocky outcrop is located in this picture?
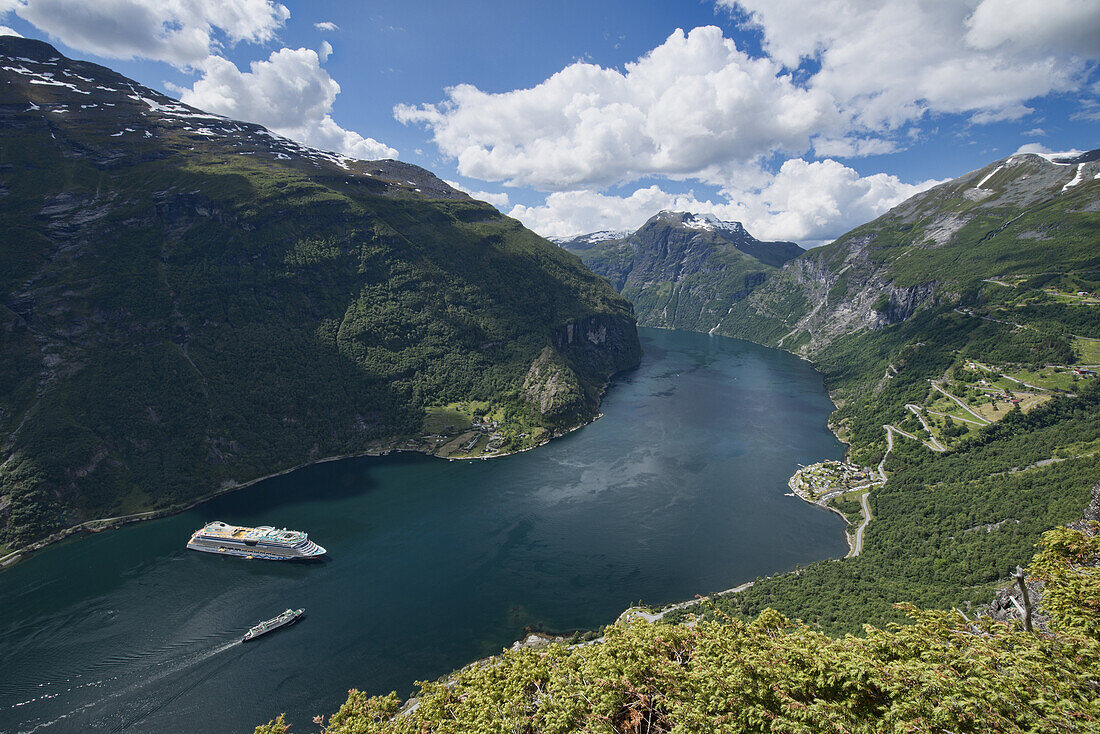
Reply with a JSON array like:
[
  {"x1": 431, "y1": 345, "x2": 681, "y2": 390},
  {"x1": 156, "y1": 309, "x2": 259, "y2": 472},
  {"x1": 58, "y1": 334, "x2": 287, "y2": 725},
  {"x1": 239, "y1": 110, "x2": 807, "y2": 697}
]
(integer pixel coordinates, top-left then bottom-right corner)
[
  {"x1": 552, "y1": 314, "x2": 642, "y2": 380},
  {"x1": 524, "y1": 313, "x2": 641, "y2": 427},
  {"x1": 1068, "y1": 480, "x2": 1100, "y2": 532},
  {"x1": 985, "y1": 479, "x2": 1100, "y2": 630},
  {"x1": 986, "y1": 578, "x2": 1051, "y2": 630},
  {"x1": 523, "y1": 347, "x2": 588, "y2": 423}
]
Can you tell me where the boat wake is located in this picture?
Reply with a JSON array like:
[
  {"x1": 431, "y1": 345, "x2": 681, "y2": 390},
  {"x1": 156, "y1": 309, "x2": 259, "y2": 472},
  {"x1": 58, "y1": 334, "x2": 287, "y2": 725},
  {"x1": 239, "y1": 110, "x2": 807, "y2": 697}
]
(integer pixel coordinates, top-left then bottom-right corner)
[{"x1": 10, "y1": 638, "x2": 243, "y2": 733}]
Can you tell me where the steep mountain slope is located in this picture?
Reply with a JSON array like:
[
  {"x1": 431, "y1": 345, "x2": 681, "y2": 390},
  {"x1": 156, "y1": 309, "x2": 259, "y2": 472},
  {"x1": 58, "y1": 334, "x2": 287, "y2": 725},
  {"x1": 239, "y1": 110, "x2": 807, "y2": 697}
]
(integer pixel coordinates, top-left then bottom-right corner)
[
  {"x1": 671, "y1": 150, "x2": 1100, "y2": 635},
  {"x1": 721, "y1": 149, "x2": 1100, "y2": 354},
  {"x1": 559, "y1": 211, "x2": 803, "y2": 333},
  {"x1": 0, "y1": 37, "x2": 640, "y2": 549},
  {"x1": 712, "y1": 148, "x2": 1100, "y2": 461}
]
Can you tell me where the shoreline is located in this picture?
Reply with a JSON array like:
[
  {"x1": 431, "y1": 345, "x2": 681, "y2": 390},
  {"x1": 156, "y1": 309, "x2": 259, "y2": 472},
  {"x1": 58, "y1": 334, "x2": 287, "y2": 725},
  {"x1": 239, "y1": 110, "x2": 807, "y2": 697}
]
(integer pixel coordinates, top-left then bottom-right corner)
[{"x1": 0, "y1": 409, "x2": 608, "y2": 571}]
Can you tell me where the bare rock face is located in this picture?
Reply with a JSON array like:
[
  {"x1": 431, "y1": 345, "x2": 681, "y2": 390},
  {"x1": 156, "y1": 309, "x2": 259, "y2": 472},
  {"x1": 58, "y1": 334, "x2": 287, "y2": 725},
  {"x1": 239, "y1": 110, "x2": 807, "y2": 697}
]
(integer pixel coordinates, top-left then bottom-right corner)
[{"x1": 522, "y1": 347, "x2": 588, "y2": 424}]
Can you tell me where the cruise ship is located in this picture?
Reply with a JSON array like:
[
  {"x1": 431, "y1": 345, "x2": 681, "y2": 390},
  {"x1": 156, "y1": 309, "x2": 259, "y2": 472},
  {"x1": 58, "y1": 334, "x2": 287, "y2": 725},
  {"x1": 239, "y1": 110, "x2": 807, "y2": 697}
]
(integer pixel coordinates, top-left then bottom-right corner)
[{"x1": 187, "y1": 521, "x2": 326, "y2": 560}]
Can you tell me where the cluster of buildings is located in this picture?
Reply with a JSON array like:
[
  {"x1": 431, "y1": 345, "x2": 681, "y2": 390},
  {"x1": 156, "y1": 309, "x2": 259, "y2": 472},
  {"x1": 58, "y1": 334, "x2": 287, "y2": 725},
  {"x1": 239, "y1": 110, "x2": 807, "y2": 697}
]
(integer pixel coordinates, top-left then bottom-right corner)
[
  {"x1": 472, "y1": 417, "x2": 500, "y2": 432},
  {"x1": 790, "y1": 460, "x2": 872, "y2": 500}
]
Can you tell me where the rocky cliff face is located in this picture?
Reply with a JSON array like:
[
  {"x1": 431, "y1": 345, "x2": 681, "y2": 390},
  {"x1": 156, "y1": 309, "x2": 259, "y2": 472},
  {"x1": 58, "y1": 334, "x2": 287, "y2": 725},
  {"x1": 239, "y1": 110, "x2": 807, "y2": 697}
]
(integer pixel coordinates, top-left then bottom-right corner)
[
  {"x1": 721, "y1": 149, "x2": 1100, "y2": 355},
  {"x1": 0, "y1": 37, "x2": 640, "y2": 547},
  {"x1": 561, "y1": 211, "x2": 803, "y2": 333},
  {"x1": 519, "y1": 313, "x2": 642, "y2": 427}
]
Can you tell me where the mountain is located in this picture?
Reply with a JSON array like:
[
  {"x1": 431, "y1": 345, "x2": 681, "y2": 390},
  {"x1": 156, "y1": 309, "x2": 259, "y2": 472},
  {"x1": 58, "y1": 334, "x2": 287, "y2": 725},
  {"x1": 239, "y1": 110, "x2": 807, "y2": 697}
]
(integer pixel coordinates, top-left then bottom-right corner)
[
  {"x1": 709, "y1": 148, "x2": 1100, "y2": 462},
  {"x1": 0, "y1": 37, "x2": 640, "y2": 549},
  {"x1": 721, "y1": 149, "x2": 1100, "y2": 355},
  {"x1": 551, "y1": 149, "x2": 1100, "y2": 636},
  {"x1": 560, "y1": 211, "x2": 803, "y2": 333}
]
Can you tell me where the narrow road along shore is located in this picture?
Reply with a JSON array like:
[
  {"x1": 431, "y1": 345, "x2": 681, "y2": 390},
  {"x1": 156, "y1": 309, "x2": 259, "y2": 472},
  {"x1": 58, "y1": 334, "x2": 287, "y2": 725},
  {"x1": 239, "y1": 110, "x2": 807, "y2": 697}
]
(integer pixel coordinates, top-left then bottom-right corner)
[{"x1": 847, "y1": 491, "x2": 872, "y2": 558}]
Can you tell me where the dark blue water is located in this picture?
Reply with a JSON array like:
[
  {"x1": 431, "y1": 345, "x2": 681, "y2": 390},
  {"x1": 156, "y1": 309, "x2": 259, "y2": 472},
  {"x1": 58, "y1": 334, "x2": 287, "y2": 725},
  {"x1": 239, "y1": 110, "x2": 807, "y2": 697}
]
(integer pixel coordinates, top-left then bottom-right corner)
[{"x1": 0, "y1": 328, "x2": 847, "y2": 733}]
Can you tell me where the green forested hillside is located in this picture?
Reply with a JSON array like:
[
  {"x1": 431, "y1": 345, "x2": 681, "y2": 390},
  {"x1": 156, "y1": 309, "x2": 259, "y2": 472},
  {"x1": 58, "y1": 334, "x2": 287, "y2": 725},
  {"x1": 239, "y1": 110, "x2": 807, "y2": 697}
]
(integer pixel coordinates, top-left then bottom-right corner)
[
  {"x1": 687, "y1": 384, "x2": 1099, "y2": 633},
  {"x1": 0, "y1": 38, "x2": 640, "y2": 549},
  {"x1": 675, "y1": 150, "x2": 1100, "y2": 632}
]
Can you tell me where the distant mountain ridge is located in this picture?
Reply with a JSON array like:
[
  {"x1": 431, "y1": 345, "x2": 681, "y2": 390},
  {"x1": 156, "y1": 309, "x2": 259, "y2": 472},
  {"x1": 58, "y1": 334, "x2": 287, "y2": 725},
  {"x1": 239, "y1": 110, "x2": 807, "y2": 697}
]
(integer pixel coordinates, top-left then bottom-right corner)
[
  {"x1": 720, "y1": 148, "x2": 1100, "y2": 355},
  {"x1": 551, "y1": 230, "x2": 633, "y2": 249},
  {"x1": 0, "y1": 36, "x2": 640, "y2": 549},
  {"x1": 560, "y1": 211, "x2": 803, "y2": 333}
]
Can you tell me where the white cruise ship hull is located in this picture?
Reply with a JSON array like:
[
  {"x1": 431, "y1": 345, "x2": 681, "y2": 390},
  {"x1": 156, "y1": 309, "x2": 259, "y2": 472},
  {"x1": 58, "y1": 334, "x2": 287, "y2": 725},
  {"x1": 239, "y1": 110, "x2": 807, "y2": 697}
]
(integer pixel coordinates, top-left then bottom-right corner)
[
  {"x1": 186, "y1": 521, "x2": 326, "y2": 560},
  {"x1": 186, "y1": 538, "x2": 326, "y2": 560}
]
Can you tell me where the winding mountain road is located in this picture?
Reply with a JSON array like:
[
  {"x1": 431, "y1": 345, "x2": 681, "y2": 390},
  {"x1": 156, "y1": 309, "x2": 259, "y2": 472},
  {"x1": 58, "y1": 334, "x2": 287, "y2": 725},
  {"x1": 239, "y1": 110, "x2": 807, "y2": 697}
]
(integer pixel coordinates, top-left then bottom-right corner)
[
  {"x1": 905, "y1": 404, "x2": 947, "y2": 451},
  {"x1": 932, "y1": 382, "x2": 990, "y2": 424},
  {"x1": 878, "y1": 425, "x2": 894, "y2": 481},
  {"x1": 847, "y1": 491, "x2": 872, "y2": 558}
]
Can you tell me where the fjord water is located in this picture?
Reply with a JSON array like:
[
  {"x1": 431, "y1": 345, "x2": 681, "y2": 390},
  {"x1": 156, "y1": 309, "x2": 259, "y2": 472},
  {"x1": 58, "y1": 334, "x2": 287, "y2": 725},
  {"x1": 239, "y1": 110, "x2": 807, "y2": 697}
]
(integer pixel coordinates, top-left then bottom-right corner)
[{"x1": 0, "y1": 328, "x2": 847, "y2": 733}]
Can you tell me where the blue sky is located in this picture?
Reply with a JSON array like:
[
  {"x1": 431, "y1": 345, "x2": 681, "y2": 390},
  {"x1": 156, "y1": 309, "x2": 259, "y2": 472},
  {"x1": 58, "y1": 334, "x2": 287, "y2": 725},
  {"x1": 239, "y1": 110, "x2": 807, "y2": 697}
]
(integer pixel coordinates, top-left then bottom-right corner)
[{"x1": 1, "y1": 0, "x2": 1097, "y2": 244}]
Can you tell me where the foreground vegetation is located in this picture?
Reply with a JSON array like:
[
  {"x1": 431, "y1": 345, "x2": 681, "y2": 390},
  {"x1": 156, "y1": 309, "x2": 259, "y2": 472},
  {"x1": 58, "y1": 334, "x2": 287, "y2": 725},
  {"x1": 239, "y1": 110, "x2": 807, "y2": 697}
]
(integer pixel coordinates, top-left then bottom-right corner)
[{"x1": 257, "y1": 519, "x2": 1100, "y2": 733}]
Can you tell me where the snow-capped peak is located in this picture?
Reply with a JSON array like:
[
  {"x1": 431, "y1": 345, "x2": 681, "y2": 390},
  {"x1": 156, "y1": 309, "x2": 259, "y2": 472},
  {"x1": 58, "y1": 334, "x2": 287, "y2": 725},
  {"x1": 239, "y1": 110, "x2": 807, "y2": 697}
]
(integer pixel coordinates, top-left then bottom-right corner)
[
  {"x1": 674, "y1": 211, "x2": 744, "y2": 233},
  {"x1": 583, "y1": 229, "x2": 631, "y2": 243},
  {"x1": 1013, "y1": 144, "x2": 1086, "y2": 165}
]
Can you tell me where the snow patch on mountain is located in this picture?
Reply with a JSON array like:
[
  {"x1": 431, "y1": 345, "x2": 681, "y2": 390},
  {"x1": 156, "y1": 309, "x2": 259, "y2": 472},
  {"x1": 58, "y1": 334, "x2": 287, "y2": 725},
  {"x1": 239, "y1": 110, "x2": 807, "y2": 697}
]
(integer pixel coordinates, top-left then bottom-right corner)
[
  {"x1": 1013, "y1": 144, "x2": 1085, "y2": 165},
  {"x1": 975, "y1": 165, "x2": 1004, "y2": 189},
  {"x1": 1061, "y1": 164, "x2": 1086, "y2": 192}
]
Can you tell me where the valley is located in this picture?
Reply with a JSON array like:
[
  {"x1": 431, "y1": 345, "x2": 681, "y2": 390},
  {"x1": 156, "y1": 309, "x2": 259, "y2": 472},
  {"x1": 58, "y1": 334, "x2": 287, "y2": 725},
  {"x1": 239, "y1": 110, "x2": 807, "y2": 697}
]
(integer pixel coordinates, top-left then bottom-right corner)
[
  {"x1": 0, "y1": 10, "x2": 1097, "y2": 732},
  {"x1": 270, "y1": 145, "x2": 1100, "y2": 734},
  {"x1": 0, "y1": 328, "x2": 849, "y2": 734}
]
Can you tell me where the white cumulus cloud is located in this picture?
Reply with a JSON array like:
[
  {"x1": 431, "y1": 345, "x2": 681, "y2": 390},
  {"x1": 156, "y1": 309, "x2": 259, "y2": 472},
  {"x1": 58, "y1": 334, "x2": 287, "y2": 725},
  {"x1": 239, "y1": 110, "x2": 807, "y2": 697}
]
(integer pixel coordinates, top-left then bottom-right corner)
[
  {"x1": 314, "y1": 21, "x2": 339, "y2": 32},
  {"x1": 0, "y1": 24, "x2": 21, "y2": 37},
  {"x1": 9, "y1": 0, "x2": 288, "y2": 67},
  {"x1": 511, "y1": 158, "x2": 940, "y2": 246},
  {"x1": 396, "y1": 26, "x2": 840, "y2": 190},
  {"x1": 181, "y1": 48, "x2": 397, "y2": 160},
  {"x1": 966, "y1": 0, "x2": 1100, "y2": 57},
  {"x1": 396, "y1": 4, "x2": 1098, "y2": 198},
  {"x1": 725, "y1": 0, "x2": 1096, "y2": 127}
]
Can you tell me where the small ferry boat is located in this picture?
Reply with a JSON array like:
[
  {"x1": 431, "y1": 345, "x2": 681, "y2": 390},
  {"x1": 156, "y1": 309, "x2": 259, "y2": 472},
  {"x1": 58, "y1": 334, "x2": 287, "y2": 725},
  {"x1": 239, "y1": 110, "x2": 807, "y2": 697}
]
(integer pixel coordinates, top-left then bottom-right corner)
[
  {"x1": 187, "y1": 521, "x2": 326, "y2": 560},
  {"x1": 243, "y1": 608, "x2": 304, "y2": 642}
]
